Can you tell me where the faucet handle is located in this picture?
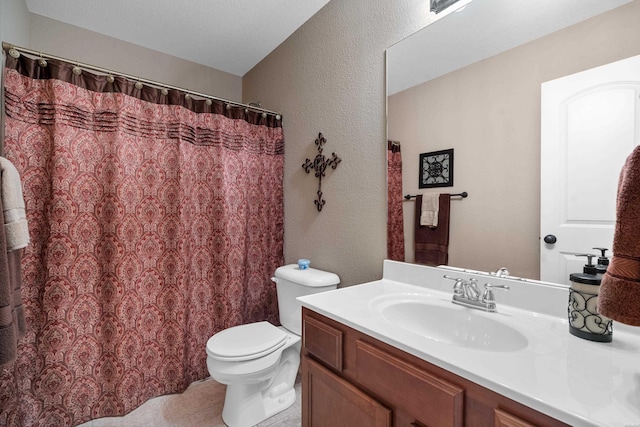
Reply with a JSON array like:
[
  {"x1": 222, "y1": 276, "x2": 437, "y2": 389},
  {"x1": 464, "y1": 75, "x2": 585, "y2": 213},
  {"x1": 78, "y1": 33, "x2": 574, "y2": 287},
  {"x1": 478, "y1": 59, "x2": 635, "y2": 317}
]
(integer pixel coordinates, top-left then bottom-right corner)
[
  {"x1": 484, "y1": 283, "x2": 510, "y2": 290},
  {"x1": 481, "y1": 283, "x2": 509, "y2": 303},
  {"x1": 443, "y1": 274, "x2": 465, "y2": 296}
]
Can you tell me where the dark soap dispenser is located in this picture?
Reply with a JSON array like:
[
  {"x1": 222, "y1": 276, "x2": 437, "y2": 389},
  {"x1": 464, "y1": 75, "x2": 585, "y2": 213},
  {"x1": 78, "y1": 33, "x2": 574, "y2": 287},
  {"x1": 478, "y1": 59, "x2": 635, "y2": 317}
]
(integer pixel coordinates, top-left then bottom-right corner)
[
  {"x1": 568, "y1": 254, "x2": 612, "y2": 342},
  {"x1": 593, "y1": 247, "x2": 610, "y2": 275}
]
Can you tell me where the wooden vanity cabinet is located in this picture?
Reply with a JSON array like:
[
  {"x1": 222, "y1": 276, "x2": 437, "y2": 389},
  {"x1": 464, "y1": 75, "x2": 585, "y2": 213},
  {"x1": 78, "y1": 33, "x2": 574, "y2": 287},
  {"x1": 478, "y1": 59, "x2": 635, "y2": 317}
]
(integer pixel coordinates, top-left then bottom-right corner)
[{"x1": 301, "y1": 307, "x2": 569, "y2": 427}]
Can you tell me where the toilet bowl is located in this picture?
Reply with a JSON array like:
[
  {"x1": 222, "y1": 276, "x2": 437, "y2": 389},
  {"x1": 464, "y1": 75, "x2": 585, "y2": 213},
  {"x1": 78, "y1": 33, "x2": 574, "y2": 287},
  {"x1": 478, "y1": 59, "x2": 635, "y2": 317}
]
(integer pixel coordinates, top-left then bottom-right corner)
[
  {"x1": 206, "y1": 322, "x2": 301, "y2": 427},
  {"x1": 206, "y1": 264, "x2": 339, "y2": 427}
]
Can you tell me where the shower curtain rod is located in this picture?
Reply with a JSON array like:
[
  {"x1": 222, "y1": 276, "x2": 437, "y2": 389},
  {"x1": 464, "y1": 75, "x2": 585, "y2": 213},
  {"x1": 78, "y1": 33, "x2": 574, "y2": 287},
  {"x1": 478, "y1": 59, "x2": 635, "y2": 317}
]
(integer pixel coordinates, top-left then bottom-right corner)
[{"x1": 2, "y1": 42, "x2": 282, "y2": 119}]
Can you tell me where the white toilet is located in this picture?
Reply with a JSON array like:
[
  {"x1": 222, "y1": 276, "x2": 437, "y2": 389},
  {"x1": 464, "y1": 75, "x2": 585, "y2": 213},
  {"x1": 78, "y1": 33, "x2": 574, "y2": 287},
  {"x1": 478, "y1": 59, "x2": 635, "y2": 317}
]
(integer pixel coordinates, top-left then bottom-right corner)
[{"x1": 206, "y1": 264, "x2": 339, "y2": 427}]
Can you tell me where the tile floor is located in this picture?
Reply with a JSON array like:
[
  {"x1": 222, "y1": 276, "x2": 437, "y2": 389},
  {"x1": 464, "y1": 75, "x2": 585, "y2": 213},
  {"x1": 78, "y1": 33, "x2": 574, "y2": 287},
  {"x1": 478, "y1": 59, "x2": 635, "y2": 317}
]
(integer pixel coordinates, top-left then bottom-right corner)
[{"x1": 77, "y1": 377, "x2": 301, "y2": 427}]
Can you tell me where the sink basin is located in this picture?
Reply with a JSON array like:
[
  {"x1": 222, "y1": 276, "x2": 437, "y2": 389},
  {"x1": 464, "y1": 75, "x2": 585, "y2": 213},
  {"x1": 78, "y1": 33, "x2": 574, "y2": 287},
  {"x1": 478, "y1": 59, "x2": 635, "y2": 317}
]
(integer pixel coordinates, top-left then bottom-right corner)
[{"x1": 371, "y1": 294, "x2": 528, "y2": 352}]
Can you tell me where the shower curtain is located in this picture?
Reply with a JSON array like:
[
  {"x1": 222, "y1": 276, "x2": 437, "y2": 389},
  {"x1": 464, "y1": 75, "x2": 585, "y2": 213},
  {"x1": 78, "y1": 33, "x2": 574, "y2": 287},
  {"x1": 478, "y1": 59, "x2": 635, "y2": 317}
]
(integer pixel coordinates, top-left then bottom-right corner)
[
  {"x1": 0, "y1": 53, "x2": 284, "y2": 426},
  {"x1": 387, "y1": 141, "x2": 405, "y2": 261}
]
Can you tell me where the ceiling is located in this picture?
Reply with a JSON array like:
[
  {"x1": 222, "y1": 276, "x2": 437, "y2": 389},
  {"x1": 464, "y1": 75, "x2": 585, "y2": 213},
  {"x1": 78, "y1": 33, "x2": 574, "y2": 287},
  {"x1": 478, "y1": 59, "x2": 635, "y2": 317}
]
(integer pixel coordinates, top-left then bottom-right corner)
[
  {"x1": 25, "y1": 0, "x2": 332, "y2": 77},
  {"x1": 387, "y1": 0, "x2": 635, "y2": 95}
]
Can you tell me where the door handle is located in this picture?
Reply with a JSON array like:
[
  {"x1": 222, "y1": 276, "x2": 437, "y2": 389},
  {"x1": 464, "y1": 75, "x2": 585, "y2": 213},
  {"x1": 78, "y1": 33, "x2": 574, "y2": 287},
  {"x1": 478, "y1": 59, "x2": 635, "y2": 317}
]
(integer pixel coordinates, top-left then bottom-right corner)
[{"x1": 544, "y1": 234, "x2": 557, "y2": 244}]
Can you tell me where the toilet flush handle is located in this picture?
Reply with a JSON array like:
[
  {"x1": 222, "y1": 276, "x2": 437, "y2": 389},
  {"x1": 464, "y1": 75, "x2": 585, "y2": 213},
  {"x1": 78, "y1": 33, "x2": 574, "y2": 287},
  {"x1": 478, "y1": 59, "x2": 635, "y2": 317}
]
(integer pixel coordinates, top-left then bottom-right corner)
[{"x1": 271, "y1": 277, "x2": 278, "y2": 283}]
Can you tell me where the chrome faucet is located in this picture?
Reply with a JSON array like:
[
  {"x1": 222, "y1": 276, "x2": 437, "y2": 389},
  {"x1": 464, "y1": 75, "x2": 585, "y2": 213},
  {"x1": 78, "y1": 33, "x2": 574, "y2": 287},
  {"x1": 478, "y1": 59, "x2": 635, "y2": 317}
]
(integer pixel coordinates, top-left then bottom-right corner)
[
  {"x1": 491, "y1": 267, "x2": 510, "y2": 278},
  {"x1": 444, "y1": 275, "x2": 509, "y2": 312}
]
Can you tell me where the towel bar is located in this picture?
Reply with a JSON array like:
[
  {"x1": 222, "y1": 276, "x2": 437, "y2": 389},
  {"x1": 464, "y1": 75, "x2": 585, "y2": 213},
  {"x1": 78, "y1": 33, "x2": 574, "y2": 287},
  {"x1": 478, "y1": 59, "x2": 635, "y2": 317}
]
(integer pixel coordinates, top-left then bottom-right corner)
[{"x1": 404, "y1": 192, "x2": 468, "y2": 200}]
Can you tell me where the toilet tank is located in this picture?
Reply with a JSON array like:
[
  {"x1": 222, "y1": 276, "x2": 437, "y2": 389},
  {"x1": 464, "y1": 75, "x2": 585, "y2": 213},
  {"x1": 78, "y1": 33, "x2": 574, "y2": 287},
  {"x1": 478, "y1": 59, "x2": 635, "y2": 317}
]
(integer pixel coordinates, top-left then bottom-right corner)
[{"x1": 273, "y1": 264, "x2": 340, "y2": 335}]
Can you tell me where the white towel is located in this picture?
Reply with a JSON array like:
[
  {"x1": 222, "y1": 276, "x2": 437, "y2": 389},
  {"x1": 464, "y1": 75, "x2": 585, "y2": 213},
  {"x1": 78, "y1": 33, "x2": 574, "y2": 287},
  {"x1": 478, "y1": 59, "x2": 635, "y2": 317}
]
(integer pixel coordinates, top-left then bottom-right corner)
[
  {"x1": 0, "y1": 157, "x2": 29, "y2": 250},
  {"x1": 420, "y1": 193, "x2": 439, "y2": 228}
]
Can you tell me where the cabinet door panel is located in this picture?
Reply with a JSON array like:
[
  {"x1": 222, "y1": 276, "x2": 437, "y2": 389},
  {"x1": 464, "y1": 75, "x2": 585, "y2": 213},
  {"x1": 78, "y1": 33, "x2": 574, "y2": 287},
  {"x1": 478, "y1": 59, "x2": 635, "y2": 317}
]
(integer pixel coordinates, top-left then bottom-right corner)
[
  {"x1": 302, "y1": 356, "x2": 392, "y2": 427},
  {"x1": 495, "y1": 408, "x2": 537, "y2": 427},
  {"x1": 303, "y1": 312, "x2": 343, "y2": 371},
  {"x1": 355, "y1": 340, "x2": 464, "y2": 427}
]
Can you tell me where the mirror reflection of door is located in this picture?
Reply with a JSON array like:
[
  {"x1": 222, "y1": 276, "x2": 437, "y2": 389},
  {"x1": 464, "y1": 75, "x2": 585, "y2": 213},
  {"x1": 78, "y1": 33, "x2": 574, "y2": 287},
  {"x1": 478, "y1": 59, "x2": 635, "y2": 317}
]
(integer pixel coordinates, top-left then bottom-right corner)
[{"x1": 541, "y1": 54, "x2": 640, "y2": 284}]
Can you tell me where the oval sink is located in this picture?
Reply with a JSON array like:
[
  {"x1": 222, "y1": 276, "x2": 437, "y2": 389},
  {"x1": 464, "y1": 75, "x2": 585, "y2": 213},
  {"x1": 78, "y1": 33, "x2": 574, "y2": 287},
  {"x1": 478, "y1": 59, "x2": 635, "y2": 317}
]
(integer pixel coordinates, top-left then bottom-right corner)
[{"x1": 371, "y1": 294, "x2": 528, "y2": 352}]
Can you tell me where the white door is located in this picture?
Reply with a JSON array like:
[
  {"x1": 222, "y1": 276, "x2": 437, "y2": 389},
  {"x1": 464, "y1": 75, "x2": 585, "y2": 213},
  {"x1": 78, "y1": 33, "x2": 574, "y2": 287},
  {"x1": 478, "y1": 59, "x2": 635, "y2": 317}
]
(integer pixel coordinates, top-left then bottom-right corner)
[{"x1": 541, "y1": 54, "x2": 640, "y2": 285}]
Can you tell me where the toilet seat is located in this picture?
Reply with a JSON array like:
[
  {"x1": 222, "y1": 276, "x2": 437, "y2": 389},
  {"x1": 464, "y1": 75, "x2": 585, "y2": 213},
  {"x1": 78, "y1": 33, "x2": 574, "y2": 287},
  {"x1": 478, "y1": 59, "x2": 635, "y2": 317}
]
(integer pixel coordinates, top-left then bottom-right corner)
[{"x1": 207, "y1": 321, "x2": 288, "y2": 362}]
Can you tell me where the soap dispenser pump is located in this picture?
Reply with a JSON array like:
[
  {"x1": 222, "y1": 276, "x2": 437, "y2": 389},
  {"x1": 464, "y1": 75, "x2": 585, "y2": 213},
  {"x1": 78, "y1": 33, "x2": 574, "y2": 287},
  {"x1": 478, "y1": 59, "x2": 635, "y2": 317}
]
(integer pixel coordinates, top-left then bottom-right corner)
[
  {"x1": 568, "y1": 254, "x2": 612, "y2": 342},
  {"x1": 593, "y1": 247, "x2": 610, "y2": 274}
]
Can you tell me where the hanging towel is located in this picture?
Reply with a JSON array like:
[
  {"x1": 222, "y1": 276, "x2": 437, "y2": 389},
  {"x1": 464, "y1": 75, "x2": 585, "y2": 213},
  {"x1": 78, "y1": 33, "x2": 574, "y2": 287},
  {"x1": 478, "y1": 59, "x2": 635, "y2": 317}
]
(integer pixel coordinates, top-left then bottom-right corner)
[
  {"x1": 598, "y1": 146, "x2": 640, "y2": 326},
  {"x1": 0, "y1": 168, "x2": 26, "y2": 367},
  {"x1": 420, "y1": 193, "x2": 440, "y2": 227},
  {"x1": 414, "y1": 194, "x2": 450, "y2": 266},
  {"x1": 0, "y1": 157, "x2": 29, "y2": 251}
]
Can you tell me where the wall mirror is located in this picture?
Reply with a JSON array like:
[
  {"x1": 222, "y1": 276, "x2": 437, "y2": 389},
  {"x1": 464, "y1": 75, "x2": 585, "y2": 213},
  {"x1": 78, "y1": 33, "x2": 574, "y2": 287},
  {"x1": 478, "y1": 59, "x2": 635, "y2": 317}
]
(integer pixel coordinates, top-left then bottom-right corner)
[{"x1": 386, "y1": 0, "x2": 638, "y2": 282}]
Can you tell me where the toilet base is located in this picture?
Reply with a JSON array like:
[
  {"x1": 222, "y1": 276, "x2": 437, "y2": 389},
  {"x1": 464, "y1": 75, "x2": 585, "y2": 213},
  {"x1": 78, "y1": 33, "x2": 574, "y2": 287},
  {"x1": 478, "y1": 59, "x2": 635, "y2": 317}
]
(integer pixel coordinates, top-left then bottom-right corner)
[
  {"x1": 221, "y1": 382, "x2": 296, "y2": 427},
  {"x1": 214, "y1": 334, "x2": 301, "y2": 427}
]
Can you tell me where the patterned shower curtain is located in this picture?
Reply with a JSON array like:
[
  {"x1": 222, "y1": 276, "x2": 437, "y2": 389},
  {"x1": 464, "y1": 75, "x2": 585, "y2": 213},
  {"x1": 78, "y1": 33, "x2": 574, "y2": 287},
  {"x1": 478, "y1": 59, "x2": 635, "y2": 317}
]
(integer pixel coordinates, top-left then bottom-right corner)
[
  {"x1": 387, "y1": 140, "x2": 405, "y2": 261},
  {"x1": 0, "y1": 53, "x2": 284, "y2": 426}
]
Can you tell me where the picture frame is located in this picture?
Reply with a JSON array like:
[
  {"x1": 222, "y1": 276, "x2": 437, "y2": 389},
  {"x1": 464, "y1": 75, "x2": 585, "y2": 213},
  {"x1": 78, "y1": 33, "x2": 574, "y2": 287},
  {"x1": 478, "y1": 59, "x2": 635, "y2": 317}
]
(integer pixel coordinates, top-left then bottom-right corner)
[
  {"x1": 430, "y1": 0, "x2": 462, "y2": 14},
  {"x1": 419, "y1": 149, "x2": 454, "y2": 188}
]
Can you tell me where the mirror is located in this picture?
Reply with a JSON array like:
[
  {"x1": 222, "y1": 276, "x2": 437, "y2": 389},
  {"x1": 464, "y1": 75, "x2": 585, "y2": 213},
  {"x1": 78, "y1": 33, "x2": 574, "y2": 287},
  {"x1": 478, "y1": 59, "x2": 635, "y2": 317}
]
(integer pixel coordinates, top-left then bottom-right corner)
[{"x1": 386, "y1": 0, "x2": 639, "y2": 280}]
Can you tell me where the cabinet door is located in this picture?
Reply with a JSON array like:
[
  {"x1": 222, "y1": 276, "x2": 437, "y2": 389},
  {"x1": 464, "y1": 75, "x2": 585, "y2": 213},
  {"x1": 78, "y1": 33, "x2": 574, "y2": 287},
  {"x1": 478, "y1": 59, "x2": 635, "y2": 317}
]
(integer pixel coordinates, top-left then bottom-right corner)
[
  {"x1": 303, "y1": 312, "x2": 343, "y2": 371},
  {"x1": 302, "y1": 356, "x2": 392, "y2": 427},
  {"x1": 355, "y1": 340, "x2": 464, "y2": 427},
  {"x1": 495, "y1": 408, "x2": 537, "y2": 427}
]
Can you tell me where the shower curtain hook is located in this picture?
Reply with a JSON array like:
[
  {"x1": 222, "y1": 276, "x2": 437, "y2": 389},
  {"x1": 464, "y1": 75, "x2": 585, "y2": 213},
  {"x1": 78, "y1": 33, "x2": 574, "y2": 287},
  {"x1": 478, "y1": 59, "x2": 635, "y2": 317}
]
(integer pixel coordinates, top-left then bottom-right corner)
[
  {"x1": 135, "y1": 78, "x2": 143, "y2": 90},
  {"x1": 37, "y1": 52, "x2": 47, "y2": 67},
  {"x1": 8, "y1": 46, "x2": 20, "y2": 58},
  {"x1": 106, "y1": 71, "x2": 115, "y2": 83},
  {"x1": 72, "y1": 62, "x2": 82, "y2": 75}
]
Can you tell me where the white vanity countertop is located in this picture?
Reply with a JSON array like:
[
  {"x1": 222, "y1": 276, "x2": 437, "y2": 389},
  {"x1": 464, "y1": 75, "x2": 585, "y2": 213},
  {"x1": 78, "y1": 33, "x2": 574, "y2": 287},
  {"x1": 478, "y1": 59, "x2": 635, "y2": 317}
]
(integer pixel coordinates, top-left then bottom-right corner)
[{"x1": 298, "y1": 261, "x2": 640, "y2": 427}]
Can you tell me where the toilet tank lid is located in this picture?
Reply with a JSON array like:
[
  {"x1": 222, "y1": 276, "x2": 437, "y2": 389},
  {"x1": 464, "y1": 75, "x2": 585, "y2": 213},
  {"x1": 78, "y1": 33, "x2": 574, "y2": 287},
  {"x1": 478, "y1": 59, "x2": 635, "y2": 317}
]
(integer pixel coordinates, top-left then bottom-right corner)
[{"x1": 275, "y1": 264, "x2": 340, "y2": 287}]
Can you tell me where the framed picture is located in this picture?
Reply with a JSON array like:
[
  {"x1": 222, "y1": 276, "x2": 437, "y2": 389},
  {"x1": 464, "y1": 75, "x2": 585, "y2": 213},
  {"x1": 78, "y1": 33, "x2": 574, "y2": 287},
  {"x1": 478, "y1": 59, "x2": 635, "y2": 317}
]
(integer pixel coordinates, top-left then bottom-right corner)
[
  {"x1": 419, "y1": 149, "x2": 454, "y2": 188},
  {"x1": 430, "y1": 0, "x2": 462, "y2": 14}
]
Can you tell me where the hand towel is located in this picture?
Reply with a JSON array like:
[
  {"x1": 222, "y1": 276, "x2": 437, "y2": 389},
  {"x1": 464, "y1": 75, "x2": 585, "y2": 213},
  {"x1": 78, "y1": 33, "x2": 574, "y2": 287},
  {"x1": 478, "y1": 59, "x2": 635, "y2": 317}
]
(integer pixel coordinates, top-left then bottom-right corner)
[
  {"x1": 598, "y1": 146, "x2": 640, "y2": 326},
  {"x1": 0, "y1": 157, "x2": 29, "y2": 250},
  {"x1": 0, "y1": 168, "x2": 26, "y2": 367},
  {"x1": 420, "y1": 193, "x2": 439, "y2": 227},
  {"x1": 414, "y1": 194, "x2": 450, "y2": 266}
]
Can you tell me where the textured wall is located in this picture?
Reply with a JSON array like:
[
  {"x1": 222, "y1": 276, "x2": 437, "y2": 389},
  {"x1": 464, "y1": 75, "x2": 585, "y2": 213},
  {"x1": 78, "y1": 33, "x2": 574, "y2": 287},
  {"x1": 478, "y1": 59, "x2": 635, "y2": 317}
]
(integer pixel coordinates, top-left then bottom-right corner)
[
  {"x1": 245, "y1": 0, "x2": 640, "y2": 284},
  {"x1": 1, "y1": 0, "x2": 30, "y2": 47},
  {"x1": 243, "y1": 0, "x2": 430, "y2": 286},
  {"x1": 26, "y1": 14, "x2": 242, "y2": 101},
  {"x1": 388, "y1": 0, "x2": 640, "y2": 280}
]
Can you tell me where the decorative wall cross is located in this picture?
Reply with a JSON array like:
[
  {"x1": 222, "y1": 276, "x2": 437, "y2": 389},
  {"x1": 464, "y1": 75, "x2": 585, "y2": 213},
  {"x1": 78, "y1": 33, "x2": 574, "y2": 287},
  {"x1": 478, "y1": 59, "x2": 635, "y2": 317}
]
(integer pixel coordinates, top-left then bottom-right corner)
[{"x1": 302, "y1": 132, "x2": 341, "y2": 211}]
